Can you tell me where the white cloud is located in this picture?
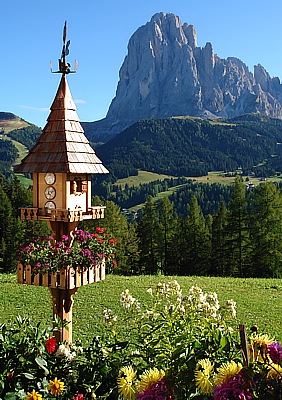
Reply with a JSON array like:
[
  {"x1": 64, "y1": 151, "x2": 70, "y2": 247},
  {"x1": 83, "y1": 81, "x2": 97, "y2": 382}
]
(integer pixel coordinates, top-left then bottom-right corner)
[
  {"x1": 19, "y1": 105, "x2": 49, "y2": 112},
  {"x1": 74, "y1": 99, "x2": 87, "y2": 104}
]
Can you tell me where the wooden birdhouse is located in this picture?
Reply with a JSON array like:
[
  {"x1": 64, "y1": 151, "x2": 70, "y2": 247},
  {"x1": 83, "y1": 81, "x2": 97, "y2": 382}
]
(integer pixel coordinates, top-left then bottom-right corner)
[
  {"x1": 15, "y1": 74, "x2": 108, "y2": 234},
  {"x1": 14, "y1": 22, "x2": 109, "y2": 343}
]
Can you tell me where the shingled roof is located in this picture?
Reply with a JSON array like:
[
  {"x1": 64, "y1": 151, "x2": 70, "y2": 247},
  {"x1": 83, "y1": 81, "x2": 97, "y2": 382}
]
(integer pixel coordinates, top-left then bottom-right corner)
[{"x1": 15, "y1": 75, "x2": 109, "y2": 174}]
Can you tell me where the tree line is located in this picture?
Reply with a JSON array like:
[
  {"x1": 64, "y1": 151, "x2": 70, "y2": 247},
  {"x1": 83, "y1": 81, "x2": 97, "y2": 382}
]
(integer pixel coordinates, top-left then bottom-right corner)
[
  {"x1": 2, "y1": 174, "x2": 282, "y2": 278},
  {"x1": 95, "y1": 114, "x2": 282, "y2": 180}
]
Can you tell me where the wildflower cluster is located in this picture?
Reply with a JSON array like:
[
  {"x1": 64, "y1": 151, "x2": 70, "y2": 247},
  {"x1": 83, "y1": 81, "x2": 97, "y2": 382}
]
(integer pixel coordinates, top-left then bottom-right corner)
[
  {"x1": 3, "y1": 282, "x2": 282, "y2": 399},
  {"x1": 117, "y1": 367, "x2": 173, "y2": 400},
  {"x1": 18, "y1": 227, "x2": 117, "y2": 274},
  {"x1": 194, "y1": 334, "x2": 282, "y2": 399}
]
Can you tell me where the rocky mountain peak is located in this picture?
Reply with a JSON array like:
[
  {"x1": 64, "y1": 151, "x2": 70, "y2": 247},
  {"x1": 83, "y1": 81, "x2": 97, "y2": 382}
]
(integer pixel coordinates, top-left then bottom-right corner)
[{"x1": 84, "y1": 12, "x2": 282, "y2": 141}]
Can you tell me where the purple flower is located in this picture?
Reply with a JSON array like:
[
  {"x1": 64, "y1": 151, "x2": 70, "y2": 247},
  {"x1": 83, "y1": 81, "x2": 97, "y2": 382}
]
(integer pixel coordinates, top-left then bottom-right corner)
[
  {"x1": 75, "y1": 230, "x2": 87, "y2": 242},
  {"x1": 267, "y1": 342, "x2": 282, "y2": 364},
  {"x1": 136, "y1": 379, "x2": 174, "y2": 400},
  {"x1": 213, "y1": 369, "x2": 253, "y2": 400},
  {"x1": 81, "y1": 249, "x2": 92, "y2": 257},
  {"x1": 61, "y1": 235, "x2": 69, "y2": 242}
]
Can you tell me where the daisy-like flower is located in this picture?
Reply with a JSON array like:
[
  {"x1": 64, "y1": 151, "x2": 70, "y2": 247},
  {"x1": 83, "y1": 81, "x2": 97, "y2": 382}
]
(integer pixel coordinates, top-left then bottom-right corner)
[
  {"x1": 267, "y1": 362, "x2": 282, "y2": 381},
  {"x1": 117, "y1": 365, "x2": 137, "y2": 400},
  {"x1": 214, "y1": 361, "x2": 243, "y2": 385},
  {"x1": 194, "y1": 359, "x2": 214, "y2": 395},
  {"x1": 137, "y1": 367, "x2": 165, "y2": 392},
  {"x1": 249, "y1": 333, "x2": 274, "y2": 362},
  {"x1": 25, "y1": 390, "x2": 42, "y2": 400},
  {"x1": 48, "y1": 377, "x2": 65, "y2": 396}
]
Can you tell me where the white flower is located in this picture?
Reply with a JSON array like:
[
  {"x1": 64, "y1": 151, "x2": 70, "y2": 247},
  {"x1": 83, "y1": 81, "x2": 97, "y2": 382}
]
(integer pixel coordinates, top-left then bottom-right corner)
[
  {"x1": 120, "y1": 289, "x2": 138, "y2": 310},
  {"x1": 103, "y1": 309, "x2": 117, "y2": 325},
  {"x1": 146, "y1": 287, "x2": 153, "y2": 295},
  {"x1": 56, "y1": 344, "x2": 70, "y2": 358},
  {"x1": 221, "y1": 299, "x2": 237, "y2": 318}
]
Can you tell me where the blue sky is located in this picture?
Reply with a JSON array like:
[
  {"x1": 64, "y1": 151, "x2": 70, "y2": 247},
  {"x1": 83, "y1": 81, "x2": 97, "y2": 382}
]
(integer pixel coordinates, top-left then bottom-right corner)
[{"x1": 1, "y1": 0, "x2": 282, "y2": 128}]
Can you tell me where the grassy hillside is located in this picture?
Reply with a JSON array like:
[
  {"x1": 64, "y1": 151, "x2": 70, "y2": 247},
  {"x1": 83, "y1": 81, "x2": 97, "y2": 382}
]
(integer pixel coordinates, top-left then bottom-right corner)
[
  {"x1": 96, "y1": 114, "x2": 282, "y2": 180},
  {"x1": 1, "y1": 274, "x2": 281, "y2": 344},
  {"x1": 0, "y1": 112, "x2": 29, "y2": 134}
]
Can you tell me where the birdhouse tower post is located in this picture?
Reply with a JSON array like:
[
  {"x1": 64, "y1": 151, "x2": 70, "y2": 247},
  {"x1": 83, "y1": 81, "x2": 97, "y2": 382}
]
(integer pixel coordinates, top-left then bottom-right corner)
[{"x1": 15, "y1": 22, "x2": 109, "y2": 344}]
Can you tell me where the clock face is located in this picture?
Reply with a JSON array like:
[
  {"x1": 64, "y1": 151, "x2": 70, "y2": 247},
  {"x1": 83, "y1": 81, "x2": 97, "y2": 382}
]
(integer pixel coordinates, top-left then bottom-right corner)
[
  {"x1": 44, "y1": 201, "x2": 56, "y2": 213},
  {"x1": 44, "y1": 172, "x2": 56, "y2": 185},
  {"x1": 44, "y1": 186, "x2": 56, "y2": 200}
]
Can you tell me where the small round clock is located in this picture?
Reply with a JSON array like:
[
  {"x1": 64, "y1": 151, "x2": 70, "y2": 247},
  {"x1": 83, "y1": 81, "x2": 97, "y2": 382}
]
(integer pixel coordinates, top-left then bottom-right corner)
[
  {"x1": 44, "y1": 201, "x2": 56, "y2": 213},
  {"x1": 44, "y1": 172, "x2": 56, "y2": 185},
  {"x1": 44, "y1": 186, "x2": 56, "y2": 200}
]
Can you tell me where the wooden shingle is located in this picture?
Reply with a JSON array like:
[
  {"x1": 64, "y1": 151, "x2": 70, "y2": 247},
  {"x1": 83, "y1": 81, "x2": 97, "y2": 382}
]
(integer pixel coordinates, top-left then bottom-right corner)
[{"x1": 15, "y1": 75, "x2": 108, "y2": 175}]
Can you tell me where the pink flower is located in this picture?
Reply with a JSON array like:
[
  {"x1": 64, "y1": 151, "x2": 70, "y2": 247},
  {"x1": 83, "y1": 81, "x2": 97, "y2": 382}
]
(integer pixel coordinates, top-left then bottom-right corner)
[{"x1": 72, "y1": 394, "x2": 85, "y2": 400}]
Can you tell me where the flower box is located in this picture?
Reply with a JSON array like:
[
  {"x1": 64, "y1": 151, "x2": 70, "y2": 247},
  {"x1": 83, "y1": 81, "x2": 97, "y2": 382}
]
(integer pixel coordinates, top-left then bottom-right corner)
[{"x1": 17, "y1": 261, "x2": 105, "y2": 290}]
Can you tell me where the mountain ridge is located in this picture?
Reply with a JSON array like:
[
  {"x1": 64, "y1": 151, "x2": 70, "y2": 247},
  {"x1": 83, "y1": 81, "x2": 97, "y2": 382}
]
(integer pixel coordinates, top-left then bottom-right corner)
[
  {"x1": 83, "y1": 12, "x2": 282, "y2": 142},
  {"x1": 95, "y1": 113, "x2": 282, "y2": 179}
]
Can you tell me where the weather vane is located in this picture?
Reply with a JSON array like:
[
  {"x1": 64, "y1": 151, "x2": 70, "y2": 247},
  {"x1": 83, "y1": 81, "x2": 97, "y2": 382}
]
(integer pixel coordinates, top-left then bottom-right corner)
[{"x1": 50, "y1": 21, "x2": 78, "y2": 74}]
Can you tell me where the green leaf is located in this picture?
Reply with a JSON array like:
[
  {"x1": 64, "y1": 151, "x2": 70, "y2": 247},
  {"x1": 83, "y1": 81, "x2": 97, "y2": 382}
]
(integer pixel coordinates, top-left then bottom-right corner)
[
  {"x1": 22, "y1": 372, "x2": 35, "y2": 380},
  {"x1": 219, "y1": 335, "x2": 230, "y2": 351},
  {"x1": 35, "y1": 357, "x2": 49, "y2": 374}
]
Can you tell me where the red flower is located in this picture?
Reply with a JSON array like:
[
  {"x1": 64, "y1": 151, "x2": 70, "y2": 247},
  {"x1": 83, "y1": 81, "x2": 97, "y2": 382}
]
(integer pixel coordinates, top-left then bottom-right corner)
[
  {"x1": 96, "y1": 227, "x2": 106, "y2": 234},
  {"x1": 45, "y1": 337, "x2": 57, "y2": 354},
  {"x1": 92, "y1": 233, "x2": 98, "y2": 238},
  {"x1": 108, "y1": 238, "x2": 118, "y2": 245},
  {"x1": 112, "y1": 260, "x2": 118, "y2": 267},
  {"x1": 72, "y1": 394, "x2": 85, "y2": 400}
]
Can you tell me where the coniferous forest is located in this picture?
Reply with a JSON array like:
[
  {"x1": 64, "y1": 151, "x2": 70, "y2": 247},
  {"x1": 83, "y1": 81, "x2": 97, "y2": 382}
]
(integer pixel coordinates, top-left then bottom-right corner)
[{"x1": 2, "y1": 173, "x2": 282, "y2": 279}]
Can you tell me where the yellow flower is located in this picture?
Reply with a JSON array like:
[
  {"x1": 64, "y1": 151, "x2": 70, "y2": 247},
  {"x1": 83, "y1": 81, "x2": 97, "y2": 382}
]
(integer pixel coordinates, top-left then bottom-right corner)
[
  {"x1": 137, "y1": 367, "x2": 165, "y2": 392},
  {"x1": 194, "y1": 359, "x2": 214, "y2": 395},
  {"x1": 25, "y1": 390, "x2": 42, "y2": 400},
  {"x1": 48, "y1": 377, "x2": 64, "y2": 396},
  {"x1": 214, "y1": 361, "x2": 243, "y2": 385},
  {"x1": 249, "y1": 333, "x2": 274, "y2": 362},
  {"x1": 117, "y1": 366, "x2": 137, "y2": 400},
  {"x1": 267, "y1": 362, "x2": 282, "y2": 381}
]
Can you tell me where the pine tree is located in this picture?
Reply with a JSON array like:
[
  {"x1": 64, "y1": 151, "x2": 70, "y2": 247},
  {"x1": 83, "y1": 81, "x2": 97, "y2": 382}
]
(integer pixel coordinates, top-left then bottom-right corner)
[
  {"x1": 138, "y1": 196, "x2": 159, "y2": 274},
  {"x1": 180, "y1": 196, "x2": 211, "y2": 275},
  {"x1": 211, "y1": 202, "x2": 229, "y2": 276},
  {"x1": 226, "y1": 176, "x2": 250, "y2": 277},
  {"x1": 0, "y1": 185, "x2": 19, "y2": 272},
  {"x1": 249, "y1": 182, "x2": 282, "y2": 277},
  {"x1": 156, "y1": 197, "x2": 177, "y2": 275}
]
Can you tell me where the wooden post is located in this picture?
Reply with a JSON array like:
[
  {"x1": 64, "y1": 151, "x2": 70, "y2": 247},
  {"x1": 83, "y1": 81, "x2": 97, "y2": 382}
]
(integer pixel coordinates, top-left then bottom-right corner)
[
  {"x1": 49, "y1": 287, "x2": 77, "y2": 343},
  {"x1": 238, "y1": 324, "x2": 250, "y2": 367},
  {"x1": 47, "y1": 221, "x2": 79, "y2": 343}
]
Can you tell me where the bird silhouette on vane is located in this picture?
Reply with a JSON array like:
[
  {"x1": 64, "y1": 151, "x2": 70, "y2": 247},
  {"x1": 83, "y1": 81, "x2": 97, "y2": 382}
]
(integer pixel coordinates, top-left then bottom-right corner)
[{"x1": 50, "y1": 21, "x2": 78, "y2": 74}]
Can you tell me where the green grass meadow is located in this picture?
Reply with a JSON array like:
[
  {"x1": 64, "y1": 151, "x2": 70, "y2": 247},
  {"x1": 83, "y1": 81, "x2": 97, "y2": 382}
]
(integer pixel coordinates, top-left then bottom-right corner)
[{"x1": 0, "y1": 274, "x2": 281, "y2": 343}]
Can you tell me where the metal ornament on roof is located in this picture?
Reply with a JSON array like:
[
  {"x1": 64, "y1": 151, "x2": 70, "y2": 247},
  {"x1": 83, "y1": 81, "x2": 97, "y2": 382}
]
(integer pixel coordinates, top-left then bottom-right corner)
[
  {"x1": 50, "y1": 21, "x2": 78, "y2": 75},
  {"x1": 15, "y1": 21, "x2": 108, "y2": 175}
]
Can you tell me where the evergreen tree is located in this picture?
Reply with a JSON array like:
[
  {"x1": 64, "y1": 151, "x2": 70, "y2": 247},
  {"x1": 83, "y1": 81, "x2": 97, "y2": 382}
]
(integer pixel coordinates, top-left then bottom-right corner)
[
  {"x1": 138, "y1": 196, "x2": 159, "y2": 274},
  {"x1": 249, "y1": 182, "x2": 282, "y2": 277},
  {"x1": 226, "y1": 176, "x2": 250, "y2": 277},
  {"x1": 211, "y1": 202, "x2": 229, "y2": 276},
  {"x1": 121, "y1": 222, "x2": 140, "y2": 275},
  {"x1": 0, "y1": 185, "x2": 19, "y2": 272},
  {"x1": 156, "y1": 197, "x2": 177, "y2": 275},
  {"x1": 180, "y1": 196, "x2": 211, "y2": 275}
]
